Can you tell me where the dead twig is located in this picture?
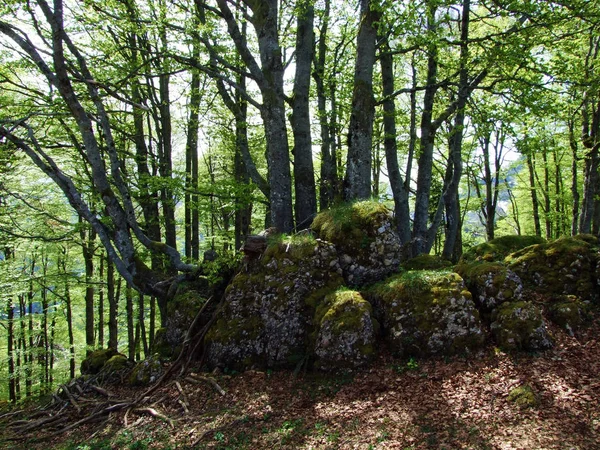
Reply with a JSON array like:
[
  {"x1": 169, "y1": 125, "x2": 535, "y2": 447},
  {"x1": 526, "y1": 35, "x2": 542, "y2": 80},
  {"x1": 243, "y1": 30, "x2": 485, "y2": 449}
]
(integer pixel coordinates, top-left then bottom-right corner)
[
  {"x1": 185, "y1": 374, "x2": 226, "y2": 396},
  {"x1": 133, "y1": 407, "x2": 175, "y2": 428}
]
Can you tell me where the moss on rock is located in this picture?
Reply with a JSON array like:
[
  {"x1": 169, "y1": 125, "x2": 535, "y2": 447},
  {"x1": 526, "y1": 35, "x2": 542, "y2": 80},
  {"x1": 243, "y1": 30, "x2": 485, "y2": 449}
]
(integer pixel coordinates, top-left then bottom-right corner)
[
  {"x1": 549, "y1": 295, "x2": 586, "y2": 335},
  {"x1": 129, "y1": 354, "x2": 163, "y2": 386},
  {"x1": 490, "y1": 301, "x2": 553, "y2": 351},
  {"x1": 456, "y1": 261, "x2": 523, "y2": 317},
  {"x1": 401, "y1": 254, "x2": 453, "y2": 271},
  {"x1": 80, "y1": 348, "x2": 121, "y2": 375},
  {"x1": 205, "y1": 238, "x2": 344, "y2": 371},
  {"x1": 459, "y1": 235, "x2": 546, "y2": 265},
  {"x1": 311, "y1": 200, "x2": 403, "y2": 285},
  {"x1": 313, "y1": 289, "x2": 378, "y2": 370},
  {"x1": 366, "y1": 271, "x2": 485, "y2": 358},
  {"x1": 506, "y1": 236, "x2": 597, "y2": 300}
]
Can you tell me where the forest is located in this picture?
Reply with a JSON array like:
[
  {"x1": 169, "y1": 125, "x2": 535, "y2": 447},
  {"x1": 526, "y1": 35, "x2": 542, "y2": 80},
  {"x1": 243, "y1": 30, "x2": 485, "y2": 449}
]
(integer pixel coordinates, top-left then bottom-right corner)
[{"x1": 0, "y1": 0, "x2": 599, "y2": 443}]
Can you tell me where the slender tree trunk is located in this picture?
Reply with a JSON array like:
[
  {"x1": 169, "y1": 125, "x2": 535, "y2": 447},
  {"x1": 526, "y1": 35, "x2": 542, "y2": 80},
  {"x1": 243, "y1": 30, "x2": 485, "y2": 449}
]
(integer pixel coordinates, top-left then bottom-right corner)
[
  {"x1": 126, "y1": 285, "x2": 135, "y2": 361},
  {"x1": 379, "y1": 37, "x2": 411, "y2": 244},
  {"x1": 292, "y1": 0, "x2": 317, "y2": 229},
  {"x1": 138, "y1": 292, "x2": 148, "y2": 358},
  {"x1": 98, "y1": 254, "x2": 104, "y2": 348},
  {"x1": 526, "y1": 151, "x2": 542, "y2": 236},
  {"x1": 60, "y1": 253, "x2": 76, "y2": 380},
  {"x1": 107, "y1": 259, "x2": 118, "y2": 350},
  {"x1": 234, "y1": 69, "x2": 252, "y2": 249},
  {"x1": 442, "y1": 0, "x2": 470, "y2": 261},
  {"x1": 314, "y1": 0, "x2": 335, "y2": 210},
  {"x1": 185, "y1": 27, "x2": 202, "y2": 262},
  {"x1": 541, "y1": 148, "x2": 552, "y2": 238},
  {"x1": 413, "y1": 2, "x2": 440, "y2": 255},
  {"x1": 150, "y1": 296, "x2": 156, "y2": 348},
  {"x1": 344, "y1": 0, "x2": 377, "y2": 201},
  {"x1": 6, "y1": 290, "x2": 16, "y2": 402},
  {"x1": 569, "y1": 119, "x2": 580, "y2": 235},
  {"x1": 79, "y1": 218, "x2": 95, "y2": 353}
]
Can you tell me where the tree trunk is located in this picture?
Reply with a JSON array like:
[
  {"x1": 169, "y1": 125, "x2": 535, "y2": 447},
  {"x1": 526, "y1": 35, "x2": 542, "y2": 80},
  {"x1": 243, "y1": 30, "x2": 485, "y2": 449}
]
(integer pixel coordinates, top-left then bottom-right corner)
[
  {"x1": 442, "y1": 0, "x2": 470, "y2": 261},
  {"x1": 138, "y1": 292, "x2": 148, "y2": 358},
  {"x1": 413, "y1": 2, "x2": 440, "y2": 256},
  {"x1": 79, "y1": 218, "x2": 95, "y2": 353},
  {"x1": 185, "y1": 29, "x2": 202, "y2": 262},
  {"x1": 6, "y1": 259, "x2": 16, "y2": 402},
  {"x1": 292, "y1": 0, "x2": 317, "y2": 229},
  {"x1": 526, "y1": 151, "x2": 542, "y2": 236},
  {"x1": 126, "y1": 285, "x2": 135, "y2": 361},
  {"x1": 379, "y1": 37, "x2": 411, "y2": 244},
  {"x1": 314, "y1": 0, "x2": 336, "y2": 210},
  {"x1": 344, "y1": 0, "x2": 377, "y2": 201},
  {"x1": 107, "y1": 259, "x2": 119, "y2": 350}
]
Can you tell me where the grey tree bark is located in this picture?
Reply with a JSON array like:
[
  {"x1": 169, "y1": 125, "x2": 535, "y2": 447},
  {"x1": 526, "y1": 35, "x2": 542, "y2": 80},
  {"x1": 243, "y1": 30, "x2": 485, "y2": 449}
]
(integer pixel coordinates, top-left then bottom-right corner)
[
  {"x1": 291, "y1": 0, "x2": 317, "y2": 229},
  {"x1": 344, "y1": 0, "x2": 377, "y2": 201}
]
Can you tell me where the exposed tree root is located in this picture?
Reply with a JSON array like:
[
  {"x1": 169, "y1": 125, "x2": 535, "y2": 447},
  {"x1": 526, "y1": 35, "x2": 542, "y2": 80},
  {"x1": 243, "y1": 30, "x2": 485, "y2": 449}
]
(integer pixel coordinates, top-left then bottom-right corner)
[{"x1": 0, "y1": 288, "x2": 230, "y2": 443}]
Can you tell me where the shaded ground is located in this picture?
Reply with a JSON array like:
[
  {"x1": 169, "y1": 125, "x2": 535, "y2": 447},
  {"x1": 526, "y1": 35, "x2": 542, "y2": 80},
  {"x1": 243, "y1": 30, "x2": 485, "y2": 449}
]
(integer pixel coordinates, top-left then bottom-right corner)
[{"x1": 1, "y1": 317, "x2": 599, "y2": 450}]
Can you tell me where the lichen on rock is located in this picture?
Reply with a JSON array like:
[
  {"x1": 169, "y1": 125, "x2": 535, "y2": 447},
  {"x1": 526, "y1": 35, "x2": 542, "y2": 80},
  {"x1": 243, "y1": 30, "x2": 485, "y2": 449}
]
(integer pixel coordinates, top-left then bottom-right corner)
[
  {"x1": 505, "y1": 235, "x2": 599, "y2": 301},
  {"x1": 366, "y1": 270, "x2": 485, "y2": 358},
  {"x1": 205, "y1": 236, "x2": 344, "y2": 371},
  {"x1": 129, "y1": 354, "x2": 164, "y2": 386},
  {"x1": 456, "y1": 261, "x2": 523, "y2": 316},
  {"x1": 490, "y1": 301, "x2": 553, "y2": 351},
  {"x1": 311, "y1": 201, "x2": 403, "y2": 285},
  {"x1": 549, "y1": 295, "x2": 586, "y2": 335},
  {"x1": 313, "y1": 289, "x2": 378, "y2": 370}
]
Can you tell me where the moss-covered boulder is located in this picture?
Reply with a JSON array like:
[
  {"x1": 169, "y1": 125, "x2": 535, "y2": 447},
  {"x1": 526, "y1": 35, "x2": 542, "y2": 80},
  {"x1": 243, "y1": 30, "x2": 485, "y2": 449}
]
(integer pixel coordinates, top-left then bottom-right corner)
[
  {"x1": 548, "y1": 295, "x2": 587, "y2": 335},
  {"x1": 313, "y1": 290, "x2": 378, "y2": 370},
  {"x1": 205, "y1": 236, "x2": 344, "y2": 371},
  {"x1": 401, "y1": 254, "x2": 453, "y2": 272},
  {"x1": 80, "y1": 348, "x2": 122, "y2": 375},
  {"x1": 490, "y1": 301, "x2": 553, "y2": 351},
  {"x1": 129, "y1": 354, "x2": 163, "y2": 386},
  {"x1": 366, "y1": 271, "x2": 485, "y2": 358},
  {"x1": 456, "y1": 262, "x2": 523, "y2": 316},
  {"x1": 505, "y1": 236, "x2": 598, "y2": 301},
  {"x1": 161, "y1": 290, "x2": 207, "y2": 358},
  {"x1": 459, "y1": 235, "x2": 546, "y2": 265},
  {"x1": 103, "y1": 354, "x2": 130, "y2": 372},
  {"x1": 311, "y1": 201, "x2": 403, "y2": 285}
]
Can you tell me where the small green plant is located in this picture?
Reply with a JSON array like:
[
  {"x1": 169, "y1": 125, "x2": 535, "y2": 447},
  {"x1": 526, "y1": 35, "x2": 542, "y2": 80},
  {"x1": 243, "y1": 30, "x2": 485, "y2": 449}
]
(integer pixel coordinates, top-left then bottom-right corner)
[
  {"x1": 214, "y1": 431, "x2": 226, "y2": 442},
  {"x1": 393, "y1": 357, "x2": 419, "y2": 373}
]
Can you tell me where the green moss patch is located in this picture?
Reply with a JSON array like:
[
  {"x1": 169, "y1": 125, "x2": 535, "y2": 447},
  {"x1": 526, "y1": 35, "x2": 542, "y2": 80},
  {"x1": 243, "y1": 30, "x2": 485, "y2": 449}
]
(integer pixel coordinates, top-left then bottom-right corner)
[
  {"x1": 80, "y1": 348, "x2": 121, "y2": 375},
  {"x1": 460, "y1": 235, "x2": 546, "y2": 265},
  {"x1": 508, "y1": 384, "x2": 539, "y2": 409},
  {"x1": 366, "y1": 271, "x2": 484, "y2": 358},
  {"x1": 401, "y1": 254, "x2": 453, "y2": 271},
  {"x1": 311, "y1": 200, "x2": 391, "y2": 244},
  {"x1": 506, "y1": 236, "x2": 597, "y2": 299},
  {"x1": 490, "y1": 301, "x2": 553, "y2": 351},
  {"x1": 313, "y1": 289, "x2": 378, "y2": 370}
]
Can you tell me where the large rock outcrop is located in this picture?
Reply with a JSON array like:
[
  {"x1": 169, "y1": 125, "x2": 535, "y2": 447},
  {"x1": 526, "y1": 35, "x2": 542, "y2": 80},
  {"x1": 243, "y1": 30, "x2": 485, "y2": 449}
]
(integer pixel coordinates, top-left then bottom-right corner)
[
  {"x1": 205, "y1": 237, "x2": 344, "y2": 370},
  {"x1": 490, "y1": 301, "x2": 553, "y2": 351},
  {"x1": 366, "y1": 271, "x2": 485, "y2": 358},
  {"x1": 505, "y1": 235, "x2": 599, "y2": 301},
  {"x1": 311, "y1": 201, "x2": 403, "y2": 286},
  {"x1": 313, "y1": 290, "x2": 378, "y2": 370}
]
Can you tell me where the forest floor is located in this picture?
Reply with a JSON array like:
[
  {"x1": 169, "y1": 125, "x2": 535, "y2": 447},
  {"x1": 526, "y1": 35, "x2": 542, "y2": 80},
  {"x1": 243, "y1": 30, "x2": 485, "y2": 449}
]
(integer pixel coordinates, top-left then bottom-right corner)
[{"x1": 1, "y1": 317, "x2": 599, "y2": 450}]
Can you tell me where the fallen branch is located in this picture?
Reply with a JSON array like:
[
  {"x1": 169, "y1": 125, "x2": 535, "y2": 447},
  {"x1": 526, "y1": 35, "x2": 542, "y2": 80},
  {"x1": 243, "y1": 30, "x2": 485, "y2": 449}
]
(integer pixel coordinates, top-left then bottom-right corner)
[
  {"x1": 133, "y1": 408, "x2": 174, "y2": 428},
  {"x1": 185, "y1": 374, "x2": 226, "y2": 396}
]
